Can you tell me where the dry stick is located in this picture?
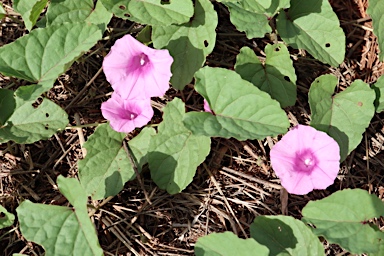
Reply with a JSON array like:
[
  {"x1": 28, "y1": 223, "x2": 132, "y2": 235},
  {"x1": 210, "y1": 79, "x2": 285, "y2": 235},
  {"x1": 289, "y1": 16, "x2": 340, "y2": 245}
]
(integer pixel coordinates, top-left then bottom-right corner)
[
  {"x1": 65, "y1": 67, "x2": 103, "y2": 110},
  {"x1": 222, "y1": 166, "x2": 282, "y2": 190},
  {"x1": 101, "y1": 216, "x2": 140, "y2": 256},
  {"x1": 203, "y1": 163, "x2": 247, "y2": 237},
  {"x1": 122, "y1": 140, "x2": 151, "y2": 205},
  {"x1": 365, "y1": 133, "x2": 372, "y2": 194},
  {"x1": 74, "y1": 113, "x2": 87, "y2": 157}
]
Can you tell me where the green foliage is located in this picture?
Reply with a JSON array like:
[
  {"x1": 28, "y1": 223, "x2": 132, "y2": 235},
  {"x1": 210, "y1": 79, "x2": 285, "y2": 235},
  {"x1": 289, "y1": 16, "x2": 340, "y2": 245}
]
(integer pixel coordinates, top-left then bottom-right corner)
[
  {"x1": 86, "y1": 1, "x2": 113, "y2": 32},
  {"x1": 16, "y1": 176, "x2": 103, "y2": 256},
  {"x1": 79, "y1": 124, "x2": 155, "y2": 200},
  {"x1": 44, "y1": 0, "x2": 94, "y2": 26},
  {"x1": 308, "y1": 75, "x2": 375, "y2": 161},
  {"x1": 235, "y1": 44, "x2": 297, "y2": 107},
  {"x1": 222, "y1": 2, "x2": 271, "y2": 39},
  {"x1": 183, "y1": 67, "x2": 290, "y2": 140},
  {"x1": 0, "y1": 205, "x2": 15, "y2": 229},
  {"x1": 276, "y1": 0, "x2": 345, "y2": 66},
  {"x1": 0, "y1": 3, "x2": 5, "y2": 20},
  {"x1": 100, "y1": 0, "x2": 194, "y2": 26},
  {"x1": 13, "y1": 0, "x2": 48, "y2": 31},
  {"x1": 250, "y1": 216, "x2": 324, "y2": 256},
  {"x1": 220, "y1": 0, "x2": 289, "y2": 39},
  {"x1": 0, "y1": 84, "x2": 68, "y2": 144},
  {"x1": 0, "y1": 22, "x2": 102, "y2": 85},
  {"x1": 367, "y1": 0, "x2": 384, "y2": 61},
  {"x1": 148, "y1": 98, "x2": 211, "y2": 194},
  {"x1": 372, "y1": 71, "x2": 384, "y2": 112},
  {"x1": 195, "y1": 231, "x2": 269, "y2": 256},
  {"x1": 152, "y1": 0, "x2": 217, "y2": 89},
  {"x1": 302, "y1": 189, "x2": 384, "y2": 254},
  {"x1": 0, "y1": 89, "x2": 16, "y2": 126}
]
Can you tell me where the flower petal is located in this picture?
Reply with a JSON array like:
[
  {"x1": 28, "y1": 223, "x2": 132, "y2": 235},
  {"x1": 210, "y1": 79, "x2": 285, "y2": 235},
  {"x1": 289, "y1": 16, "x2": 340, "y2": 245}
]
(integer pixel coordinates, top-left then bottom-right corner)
[
  {"x1": 103, "y1": 34, "x2": 173, "y2": 99},
  {"x1": 101, "y1": 92, "x2": 154, "y2": 133},
  {"x1": 270, "y1": 124, "x2": 340, "y2": 195}
]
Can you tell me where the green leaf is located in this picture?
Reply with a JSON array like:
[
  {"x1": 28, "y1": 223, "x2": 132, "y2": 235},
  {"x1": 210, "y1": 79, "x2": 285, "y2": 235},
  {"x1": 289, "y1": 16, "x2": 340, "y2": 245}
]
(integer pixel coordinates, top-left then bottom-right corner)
[
  {"x1": 302, "y1": 189, "x2": 384, "y2": 254},
  {"x1": 79, "y1": 124, "x2": 155, "y2": 200},
  {"x1": 0, "y1": 89, "x2": 16, "y2": 126},
  {"x1": 224, "y1": 2, "x2": 271, "y2": 39},
  {"x1": 148, "y1": 98, "x2": 211, "y2": 194},
  {"x1": 129, "y1": 126, "x2": 156, "y2": 172},
  {"x1": 195, "y1": 231, "x2": 269, "y2": 256},
  {"x1": 152, "y1": 0, "x2": 218, "y2": 89},
  {"x1": 276, "y1": 0, "x2": 345, "y2": 66},
  {"x1": 0, "y1": 2, "x2": 6, "y2": 20},
  {"x1": 372, "y1": 74, "x2": 384, "y2": 112},
  {"x1": 309, "y1": 75, "x2": 375, "y2": 161},
  {"x1": 86, "y1": 1, "x2": 113, "y2": 32},
  {"x1": 45, "y1": 0, "x2": 93, "y2": 26},
  {"x1": 183, "y1": 67, "x2": 290, "y2": 140},
  {"x1": 100, "y1": 0, "x2": 194, "y2": 26},
  {"x1": 0, "y1": 22, "x2": 102, "y2": 84},
  {"x1": 0, "y1": 84, "x2": 68, "y2": 144},
  {"x1": 17, "y1": 176, "x2": 103, "y2": 256},
  {"x1": 219, "y1": 0, "x2": 289, "y2": 17},
  {"x1": 367, "y1": 0, "x2": 384, "y2": 61},
  {"x1": 250, "y1": 216, "x2": 324, "y2": 256},
  {"x1": 13, "y1": 0, "x2": 48, "y2": 31},
  {"x1": 0, "y1": 205, "x2": 15, "y2": 229},
  {"x1": 235, "y1": 44, "x2": 296, "y2": 107}
]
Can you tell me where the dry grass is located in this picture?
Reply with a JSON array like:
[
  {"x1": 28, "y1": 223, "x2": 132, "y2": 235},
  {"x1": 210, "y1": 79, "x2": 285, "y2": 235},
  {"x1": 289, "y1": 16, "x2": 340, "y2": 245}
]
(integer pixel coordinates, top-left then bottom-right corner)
[{"x1": 1, "y1": 0, "x2": 384, "y2": 255}]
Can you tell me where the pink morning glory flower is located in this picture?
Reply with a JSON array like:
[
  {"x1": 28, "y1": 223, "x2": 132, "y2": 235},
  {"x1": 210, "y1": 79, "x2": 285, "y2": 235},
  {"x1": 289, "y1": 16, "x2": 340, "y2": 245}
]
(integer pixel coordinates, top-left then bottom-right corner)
[
  {"x1": 103, "y1": 34, "x2": 173, "y2": 100},
  {"x1": 203, "y1": 99, "x2": 212, "y2": 113},
  {"x1": 270, "y1": 125, "x2": 340, "y2": 195},
  {"x1": 101, "y1": 92, "x2": 154, "y2": 133}
]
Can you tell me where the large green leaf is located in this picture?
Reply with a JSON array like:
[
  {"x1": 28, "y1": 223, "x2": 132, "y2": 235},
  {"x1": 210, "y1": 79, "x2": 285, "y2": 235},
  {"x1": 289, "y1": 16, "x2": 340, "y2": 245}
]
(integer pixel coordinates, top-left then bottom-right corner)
[
  {"x1": 367, "y1": 0, "x2": 384, "y2": 61},
  {"x1": 152, "y1": 0, "x2": 218, "y2": 89},
  {"x1": 309, "y1": 75, "x2": 375, "y2": 161},
  {"x1": 276, "y1": 0, "x2": 345, "y2": 66},
  {"x1": 235, "y1": 44, "x2": 297, "y2": 107},
  {"x1": 100, "y1": 0, "x2": 194, "y2": 26},
  {"x1": 302, "y1": 189, "x2": 384, "y2": 254},
  {"x1": 0, "y1": 205, "x2": 15, "y2": 229},
  {"x1": 44, "y1": 0, "x2": 94, "y2": 26},
  {"x1": 224, "y1": 2, "x2": 271, "y2": 39},
  {"x1": 148, "y1": 98, "x2": 211, "y2": 194},
  {"x1": 251, "y1": 216, "x2": 324, "y2": 256},
  {"x1": 0, "y1": 84, "x2": 68, "y2": 144},
  {"x1": 16, "y1": 176, "x2": 103, "y2": 256},
  {"x1": 372, "y1": 72, "x2": 384, "y2": 113},
  {"x1": 86, "y1": 1, "x2": 113, "y2": 32},
  {"x1": 183, "y1": 67, "x2": 290, "y2": 140},
  {"x1": 220, "y1": 0, "x2": 289, "y2": 39},
  {"x1": 0, "y1": 22, "x2": 102, "y2": 84},
  {"x1": 0, "y1": 89, "x2": 16, "y2": 126},
  {"x1": 79, "y1": 124, "x2": 155, "y2": 200},
  {"x1": 195, "y1": 231, "x2": 269, "y2": 256},
  {"x1": 13, "y1": 0, "x2": 48, "y2": 31}
]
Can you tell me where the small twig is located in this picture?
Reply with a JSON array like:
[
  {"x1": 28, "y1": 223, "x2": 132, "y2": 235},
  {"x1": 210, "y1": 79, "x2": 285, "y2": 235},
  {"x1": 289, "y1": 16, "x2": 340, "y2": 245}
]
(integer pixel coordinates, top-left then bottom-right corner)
[
  {"x1": 123, "y1": 140, "x2": 151, "y2": 204},
  {"x1": 74, "y1": 113, "x2": 87, "y2": 158}
]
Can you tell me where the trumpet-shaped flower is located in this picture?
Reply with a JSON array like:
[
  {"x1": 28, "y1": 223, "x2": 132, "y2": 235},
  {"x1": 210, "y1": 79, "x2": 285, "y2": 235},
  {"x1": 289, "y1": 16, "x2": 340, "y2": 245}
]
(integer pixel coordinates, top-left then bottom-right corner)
[
  {"x1": 270, "y1": 125, "x2": 340, "y2": 195},
  {"x1": 103, "y1": 35, "x2": 173, "y2": 100},
  {"x1": 101, "y1": 92, "x2": 154, "y2": 133}
]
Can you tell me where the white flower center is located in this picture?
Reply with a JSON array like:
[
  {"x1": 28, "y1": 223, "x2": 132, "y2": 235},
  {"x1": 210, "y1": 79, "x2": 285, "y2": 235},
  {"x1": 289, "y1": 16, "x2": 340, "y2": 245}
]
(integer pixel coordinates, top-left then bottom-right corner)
[
  {"x1": 140, "y1": 55, "x2": 146, "y2": 66},
  {"x1": 130, "y1": 113, "x2": 136, "y2": 119},
  {"x1": 304, "y1": 158, "x2": 313, "y2": 167}
]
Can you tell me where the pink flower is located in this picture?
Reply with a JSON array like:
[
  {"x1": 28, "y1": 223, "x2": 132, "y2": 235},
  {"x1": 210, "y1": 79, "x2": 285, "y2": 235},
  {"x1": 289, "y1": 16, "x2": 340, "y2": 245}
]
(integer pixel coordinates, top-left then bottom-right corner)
[
  {"x1": 270, "y1": 125, "x2": 340, "y2": 195},
  {"x1": 101, "y1": 92, "x2": 154, "y2": 133},
  {"x1": 103, "y1": 35, "x2": 173, "y2": 100},
  {"x1": 203, "y1": 99, "x2": 212, "y2": 113}
]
